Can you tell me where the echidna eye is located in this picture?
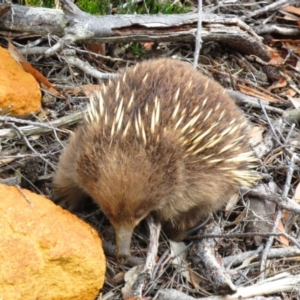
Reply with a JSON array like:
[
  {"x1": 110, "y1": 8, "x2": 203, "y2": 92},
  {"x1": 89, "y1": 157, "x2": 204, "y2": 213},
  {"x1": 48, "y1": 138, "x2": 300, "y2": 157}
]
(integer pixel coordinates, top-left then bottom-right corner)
[
  {"x1": 134, "y1": 209, "x2": 146, "y2": 219},
  {"x1": 101, "y1": 208, "x2": 112, "y2": 219},
  {"x1": 105, "y1": 212, "x2": 112, "y2": 219}
]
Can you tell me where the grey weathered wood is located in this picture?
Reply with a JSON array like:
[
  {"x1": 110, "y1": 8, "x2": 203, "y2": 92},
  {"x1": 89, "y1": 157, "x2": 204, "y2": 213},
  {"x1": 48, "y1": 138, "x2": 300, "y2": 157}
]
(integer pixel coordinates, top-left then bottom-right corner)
[
  {"x1": 0, "y1": 0, "x2": 269, "y2": 60},
  {"x1": 0, "y1": 5, "x2": 65, "y2": 35}
]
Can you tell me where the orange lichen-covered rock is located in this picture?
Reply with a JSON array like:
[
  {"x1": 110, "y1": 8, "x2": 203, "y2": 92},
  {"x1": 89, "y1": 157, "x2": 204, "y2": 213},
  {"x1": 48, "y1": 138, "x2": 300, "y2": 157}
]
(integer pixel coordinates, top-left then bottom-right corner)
[
  {"x1": 0, "y1": 46, "x2": 41, "y2": 116},
  {"x1": 0, "y1": 183, "x2": 106, "y2": 300}
]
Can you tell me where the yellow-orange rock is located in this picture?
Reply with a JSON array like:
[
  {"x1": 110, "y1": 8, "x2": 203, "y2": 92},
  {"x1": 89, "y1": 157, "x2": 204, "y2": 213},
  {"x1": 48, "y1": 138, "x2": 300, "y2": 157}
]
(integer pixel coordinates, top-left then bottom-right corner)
[
  {"x1": 0, "y1": 46, "x2": 41, "y2": 116},
  {"x1": 0, "y1": 183, "x2": 106, "y2": 300}
]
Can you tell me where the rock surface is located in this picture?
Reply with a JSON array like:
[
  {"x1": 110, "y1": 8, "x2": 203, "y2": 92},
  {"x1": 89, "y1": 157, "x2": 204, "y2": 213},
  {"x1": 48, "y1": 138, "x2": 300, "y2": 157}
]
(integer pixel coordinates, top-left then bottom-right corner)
[
  {"x1": 0, "y1": 46, "x2": 41, "y2": 116},
  {"x1": 0, "y1": 183, "x2": 106, "y2": 300}
]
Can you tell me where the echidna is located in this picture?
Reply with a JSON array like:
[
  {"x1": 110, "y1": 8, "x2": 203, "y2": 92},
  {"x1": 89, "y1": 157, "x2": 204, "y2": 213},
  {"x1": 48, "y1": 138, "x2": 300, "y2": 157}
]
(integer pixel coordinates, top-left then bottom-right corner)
[{"x1": 53, "y1": 58, "x2": 259, "y2": 263}]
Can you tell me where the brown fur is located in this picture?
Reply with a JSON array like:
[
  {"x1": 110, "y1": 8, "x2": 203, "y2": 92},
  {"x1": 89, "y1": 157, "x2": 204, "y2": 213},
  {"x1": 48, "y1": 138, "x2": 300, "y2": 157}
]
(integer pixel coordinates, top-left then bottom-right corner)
[{"x1": 53, "y1": 58, "x2": 259, "y2": 262}]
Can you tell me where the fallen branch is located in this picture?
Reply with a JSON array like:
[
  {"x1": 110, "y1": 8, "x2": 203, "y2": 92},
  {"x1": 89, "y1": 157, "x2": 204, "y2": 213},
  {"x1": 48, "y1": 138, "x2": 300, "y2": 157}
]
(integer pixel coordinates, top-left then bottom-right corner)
[
  {"x1": 157, "y1": 272, "x2": 300, "y2": 300},
  {"x1": 0, "y1": 0, "x2": 269, "y2": 60}
]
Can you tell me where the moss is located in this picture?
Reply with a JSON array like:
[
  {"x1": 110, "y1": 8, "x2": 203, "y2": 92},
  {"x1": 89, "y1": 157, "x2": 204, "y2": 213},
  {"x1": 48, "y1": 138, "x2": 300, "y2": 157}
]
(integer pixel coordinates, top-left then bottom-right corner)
[
  {"x1": 24, "y1": 0, "x2": 55, "y2": 8},
  {"x1": 76, "y1": 0, "x2": 110, "y2": 15},
  {"x1": 115, "y1": 0, "x2": 190, "y2": 15}
]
